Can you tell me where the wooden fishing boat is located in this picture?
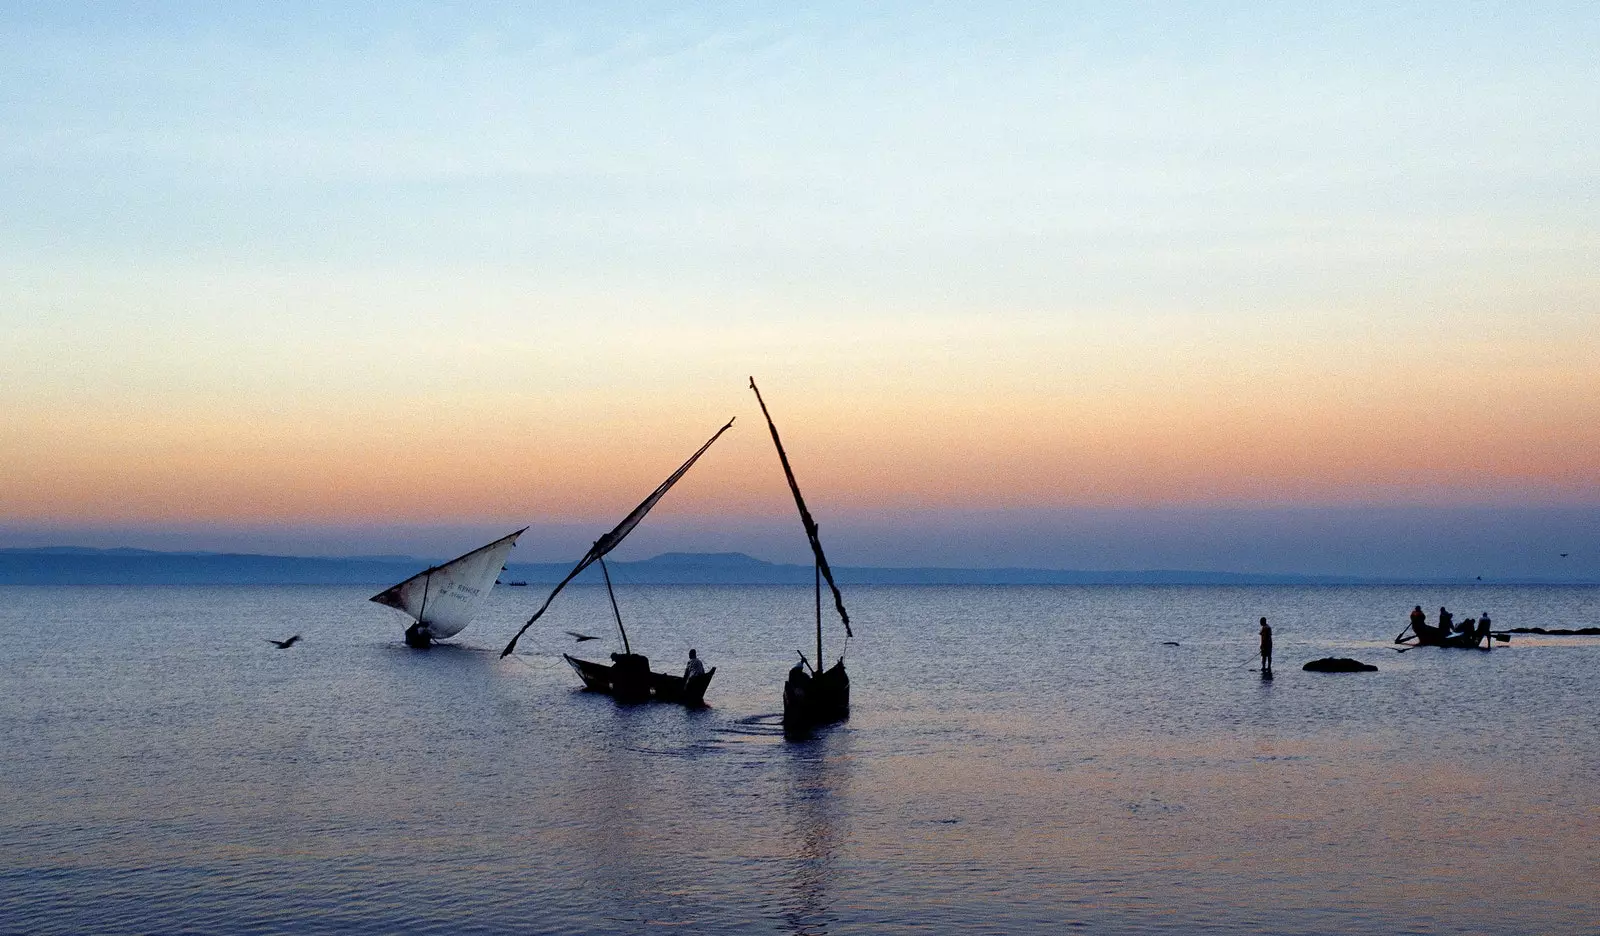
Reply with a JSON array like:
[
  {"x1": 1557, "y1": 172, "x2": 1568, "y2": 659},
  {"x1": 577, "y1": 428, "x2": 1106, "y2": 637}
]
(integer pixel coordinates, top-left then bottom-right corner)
[
  {"x1": 748, "y1": 377, "x2": 853, "y2": 732},
  {"x1": 1397, "y1": 615, "x2": 1493, "y2": 650},
  {"x1": 563, "y1": 652, "x2": 716, "y2": 705},
  {"x1": 500, "y1": 418, "x2": 735, "y2": 707},
  {"x1": 783, "y1": 658, "x2": 849, "y2": 726}
]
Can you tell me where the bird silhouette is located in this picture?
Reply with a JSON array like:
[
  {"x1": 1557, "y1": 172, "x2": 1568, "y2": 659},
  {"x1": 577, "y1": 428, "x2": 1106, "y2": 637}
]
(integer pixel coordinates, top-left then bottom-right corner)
[
  {"x1": 564, "y1": 630, "x2": 600, "y2": 642},
  {"x1": 265, "y1": 635, "x2": 301, "y2": 649},
  {"x1": 1560, "y1": 553, "x2": 1569, "y2": 558}
]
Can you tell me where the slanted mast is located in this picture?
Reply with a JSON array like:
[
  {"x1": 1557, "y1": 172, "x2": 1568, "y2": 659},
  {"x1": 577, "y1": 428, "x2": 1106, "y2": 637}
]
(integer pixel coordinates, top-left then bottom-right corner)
[
  {"x1": 748, "y1": 376, "x2": 851, "y2": 663},
  {"x1": 501, "y1": 417, "x2": 736, "y2": 658}
]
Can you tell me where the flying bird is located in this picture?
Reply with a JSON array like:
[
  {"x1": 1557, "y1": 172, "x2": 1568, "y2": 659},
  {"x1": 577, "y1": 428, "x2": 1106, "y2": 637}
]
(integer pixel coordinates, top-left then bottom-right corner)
[
  {"x1": 265, "y1": 635, "x2": 301, "y2": 649},
  {"x1": 564, "y1": 630, "x2": 600, "y2": 642},
  {"x1": 1560, "y1": 553, "x2": 1569, "y2": 558}
]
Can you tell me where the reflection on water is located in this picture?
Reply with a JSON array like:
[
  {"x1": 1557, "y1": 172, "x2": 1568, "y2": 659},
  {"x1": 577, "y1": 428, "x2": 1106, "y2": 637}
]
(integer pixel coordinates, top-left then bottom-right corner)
[
  {"x1": 779, "y1": 728, "x2": 849, "y2": 936},
  {"x1": 0, "y1": 584, "x2": 1597, "y2": 934}
]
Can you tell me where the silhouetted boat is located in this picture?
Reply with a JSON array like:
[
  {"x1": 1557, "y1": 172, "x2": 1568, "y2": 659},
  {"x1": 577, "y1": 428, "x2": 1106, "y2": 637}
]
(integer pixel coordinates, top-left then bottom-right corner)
[
  {"x1": 371, "y1": 529, "x2": 526, "y2": 648},
  {"x1": 563, "y1": 652, "x2": 716, "y2": 705},
  {"x1": 749, "y1": 377, "x2": 852, "y2": 732},
  {"x1": 499, "y1": 418, "x2": 735, "y2": 705},
  {"x1": 1398, "y1": 614, "x2": 1493, "y2": 650}
]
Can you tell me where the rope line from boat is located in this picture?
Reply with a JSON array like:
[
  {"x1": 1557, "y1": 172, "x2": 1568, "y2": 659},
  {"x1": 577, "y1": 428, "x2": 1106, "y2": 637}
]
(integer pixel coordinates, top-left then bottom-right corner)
[{"x1": 505, "y1": 650, "x2": 568, "y2": 671}]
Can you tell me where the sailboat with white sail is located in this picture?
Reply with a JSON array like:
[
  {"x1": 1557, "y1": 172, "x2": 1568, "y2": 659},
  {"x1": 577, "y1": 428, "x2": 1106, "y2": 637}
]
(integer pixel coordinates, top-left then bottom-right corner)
[
  {"x1": 500, "y1": 419, "x2": 734, "y2": 704},
  {"x1": 748, "y1": 378, "x2": 852, "y2": 730},
  {"x1": 370, "y1": 528, "x2": 526, "y2": 648}
]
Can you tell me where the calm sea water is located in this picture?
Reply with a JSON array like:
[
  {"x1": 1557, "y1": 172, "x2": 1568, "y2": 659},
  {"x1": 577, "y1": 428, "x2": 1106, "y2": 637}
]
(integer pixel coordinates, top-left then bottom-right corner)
[{"x1": 1, "y1": 584, "x2": 1596, "y2": 935}]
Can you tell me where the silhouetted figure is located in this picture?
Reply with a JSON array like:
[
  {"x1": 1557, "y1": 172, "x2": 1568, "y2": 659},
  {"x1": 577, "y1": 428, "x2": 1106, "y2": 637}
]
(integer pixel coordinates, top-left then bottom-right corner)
[
  {"x1": 1410, "y1": 605, "x2": 1426, "y2": 633},
  {"x1": 1258, "y1": 617, "x2": 1273, "y2": 673},
  {"x1": 683, "y1": 648, "x2": 706, "y2": 682},
  {"x1": 565, "y1": 630, "x2": 600, "y2": 642},
  {"x1": 266, "y1": 635, "x2": 301, "y2": 649},
  {"x1": 1438, "y1": 607, "x2": 1453, "y2": 633}
]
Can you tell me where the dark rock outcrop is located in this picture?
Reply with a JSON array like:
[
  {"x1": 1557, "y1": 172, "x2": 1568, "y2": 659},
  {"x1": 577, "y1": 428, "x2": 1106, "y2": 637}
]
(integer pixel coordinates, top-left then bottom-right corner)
[{"x1": 1302, "y1": 657, "x2": 1377, "y2": 673}]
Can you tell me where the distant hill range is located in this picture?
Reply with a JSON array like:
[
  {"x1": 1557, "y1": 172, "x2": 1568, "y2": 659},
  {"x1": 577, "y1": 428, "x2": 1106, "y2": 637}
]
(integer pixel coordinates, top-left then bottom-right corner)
[{"x1": 0, "y1": 547, "x2": 1581, "y2": 586}]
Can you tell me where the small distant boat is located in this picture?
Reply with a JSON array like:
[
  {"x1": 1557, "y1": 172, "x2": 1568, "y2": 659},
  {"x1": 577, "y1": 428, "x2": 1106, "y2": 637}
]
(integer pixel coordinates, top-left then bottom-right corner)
[
  {"x1": 371, "y1": 529, "x2": 526, "y2": 648},
  {"x1": 749, "y1": 378, "x2": 852, "y2": 732},
  {"x1": 500, "y1": 418, "x2": 735, "y2": 706},
  {"x1": 1397, "y1": 613, "x2": 1494, "y2": 650}
]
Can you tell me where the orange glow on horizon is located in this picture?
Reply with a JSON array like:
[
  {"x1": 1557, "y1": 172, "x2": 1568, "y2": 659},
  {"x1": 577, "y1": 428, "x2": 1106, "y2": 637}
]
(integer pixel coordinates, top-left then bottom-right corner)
[{"x1": 4, "y1": 344, "x2": 1596, "y2": 526}]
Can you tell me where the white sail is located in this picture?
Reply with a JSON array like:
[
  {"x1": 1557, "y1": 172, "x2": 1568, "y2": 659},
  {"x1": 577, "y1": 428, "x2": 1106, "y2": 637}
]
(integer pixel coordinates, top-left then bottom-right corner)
[{"x1": 370, "y1": 528, "x2": 526, "y2": 639}]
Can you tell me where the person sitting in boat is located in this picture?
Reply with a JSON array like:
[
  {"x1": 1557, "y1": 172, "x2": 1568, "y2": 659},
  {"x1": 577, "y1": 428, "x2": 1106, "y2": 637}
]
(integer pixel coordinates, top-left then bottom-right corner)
[
  {"x1": 1438, "y1": 607, "x2": 1453, "y2": 633},
  {"x1": 683, "y1": 648, "x2": 706, "y2": 682},
  {"x1": 1410, "y1": 605, "x2": 1426, "y2": 633}
]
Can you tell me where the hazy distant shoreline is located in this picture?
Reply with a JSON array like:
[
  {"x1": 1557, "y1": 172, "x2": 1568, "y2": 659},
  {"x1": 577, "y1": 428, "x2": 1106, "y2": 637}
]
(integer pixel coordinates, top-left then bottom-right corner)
[{"x1": 2, "y1": 547, "x2": 1592, "y2": 587}]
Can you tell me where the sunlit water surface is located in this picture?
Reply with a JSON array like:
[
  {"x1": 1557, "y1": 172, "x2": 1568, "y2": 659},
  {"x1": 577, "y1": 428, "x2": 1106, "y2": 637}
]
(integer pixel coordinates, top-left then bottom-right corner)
[{"x1": 1, "y1": 584, "x2": 1596, "y2": 935}]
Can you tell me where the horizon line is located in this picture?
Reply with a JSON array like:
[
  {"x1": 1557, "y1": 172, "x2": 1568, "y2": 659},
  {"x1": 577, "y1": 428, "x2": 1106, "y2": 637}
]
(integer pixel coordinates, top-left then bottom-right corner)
[{"x1": 2, "y1": 545, "x2": 1595, "y2": 587}]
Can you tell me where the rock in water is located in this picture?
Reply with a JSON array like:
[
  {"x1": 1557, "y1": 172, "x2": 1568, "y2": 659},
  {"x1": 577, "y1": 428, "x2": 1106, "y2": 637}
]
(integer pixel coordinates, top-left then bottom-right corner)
[{"x1": 1302, "y1": 657, "x2": 1377, "y2": 673}]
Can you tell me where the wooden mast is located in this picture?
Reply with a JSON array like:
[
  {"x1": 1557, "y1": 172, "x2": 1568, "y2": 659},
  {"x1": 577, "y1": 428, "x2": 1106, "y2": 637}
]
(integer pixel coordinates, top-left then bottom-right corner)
[
  {"x1": 599, "y1": 554, "x2": 630, "y2": 656},
  {"x1": 410, "y1": 568, "x2": 433, "y2": 645},
  {"x1": 815, "y1": 561, "x2": 823, "y2": 673},
  {"x1": 747, "y1": 377, "x2": 851, "y2": 639}
]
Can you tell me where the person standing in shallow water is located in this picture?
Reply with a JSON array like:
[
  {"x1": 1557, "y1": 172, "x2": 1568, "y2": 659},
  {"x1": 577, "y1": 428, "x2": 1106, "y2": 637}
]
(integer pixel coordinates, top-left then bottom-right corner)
[{"x1": 1258, "y1": 617, "x2": 1273, "y2": 673}]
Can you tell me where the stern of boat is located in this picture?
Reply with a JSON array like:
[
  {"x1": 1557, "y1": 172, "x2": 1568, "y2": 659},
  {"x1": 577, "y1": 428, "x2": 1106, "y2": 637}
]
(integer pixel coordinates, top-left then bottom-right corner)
[{"x1": 783, "y1": 661, "x2": 849, "y2": 730}]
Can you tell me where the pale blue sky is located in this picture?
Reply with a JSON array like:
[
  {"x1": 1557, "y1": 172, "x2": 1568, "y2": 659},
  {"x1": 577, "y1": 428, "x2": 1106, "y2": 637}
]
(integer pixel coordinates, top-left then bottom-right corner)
[{"x1": 6, "y1": 3, "x2": 1593, "y2": 295}]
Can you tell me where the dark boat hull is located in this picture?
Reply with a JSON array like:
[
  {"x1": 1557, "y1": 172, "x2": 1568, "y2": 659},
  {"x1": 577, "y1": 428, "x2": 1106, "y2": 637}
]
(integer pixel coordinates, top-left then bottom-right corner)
[
  {"x1": 563, "y1": 653, "x2": 714, "y2": 706},
  {"x1": 783, "y1": 660, "x2": 849, "y2": 730},
  {"x1": 1403, "y1": 619, "x2": 1491, "y2": 650}
]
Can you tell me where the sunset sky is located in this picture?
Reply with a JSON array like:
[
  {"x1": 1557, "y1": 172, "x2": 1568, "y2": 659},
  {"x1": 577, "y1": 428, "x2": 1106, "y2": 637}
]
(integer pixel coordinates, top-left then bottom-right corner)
[{"x1": 2, "y1": 3, "x2": 1596, "y2": 576}]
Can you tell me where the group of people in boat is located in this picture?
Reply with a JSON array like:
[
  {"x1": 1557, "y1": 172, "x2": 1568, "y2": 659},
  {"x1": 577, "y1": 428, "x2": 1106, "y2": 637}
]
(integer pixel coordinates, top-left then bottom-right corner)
[{"x1": 1409, "y1": 604, "x2": 1493, "y2": 641}]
